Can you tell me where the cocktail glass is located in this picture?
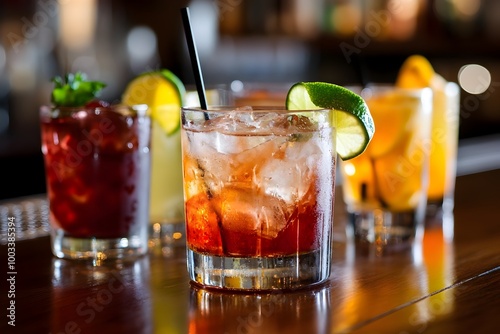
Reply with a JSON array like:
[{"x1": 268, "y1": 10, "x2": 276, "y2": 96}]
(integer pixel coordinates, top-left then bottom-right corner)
[
  {"x1": 426, "y1": 82, "x2": 460, "y2": 231},
  {"x1": 148, "y1": 106, "x2": 186, "y2": 253},
  {"x1": 149, "y1": 86, "x2": 234, "y2": 255},
  {"x1": 341, "y1": 86, "x2": 433, "y2": 253},
  {"x1": 181, "y1": 106, "x2": 336, "y2": 290},
  {"x1": 40, "y1": 104, "x2": 151, "y2": 262}
]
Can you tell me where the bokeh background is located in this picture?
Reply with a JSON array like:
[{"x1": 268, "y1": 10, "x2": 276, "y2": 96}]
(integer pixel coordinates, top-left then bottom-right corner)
[{"x1": 1, "y1": 0, "x2": 499, "y2": 199}]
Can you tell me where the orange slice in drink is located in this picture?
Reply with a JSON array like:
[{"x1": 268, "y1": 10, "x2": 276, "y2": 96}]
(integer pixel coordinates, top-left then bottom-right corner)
[
  {"x1": 396, "y1": 54, "x2": 448, "y2": 101},
  {"x1": 364, "y1": 91, "x2": 417, "y2": 158},
  {"x1": 396, "y1": 55, "x2": 435, "y2": 88}
]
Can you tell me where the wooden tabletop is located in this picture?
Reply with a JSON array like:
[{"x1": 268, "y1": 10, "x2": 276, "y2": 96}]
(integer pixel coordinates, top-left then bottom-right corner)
[{"x1": 1, "y1": 169, "x2": 500, "y2": 334}]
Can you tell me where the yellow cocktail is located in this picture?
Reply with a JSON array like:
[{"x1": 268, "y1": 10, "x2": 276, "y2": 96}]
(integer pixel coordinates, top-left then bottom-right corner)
[
  {"x1": 148, "y1": 115, "x2": 185, "y2": 231},
  {"x1": 425, "y1": 83, "x2": 460, "y2": 213},
  {"x1": 396, "y1": 55, "x2": 461, "y2": 220},
  {"x1": 122, "y1": 70, "x2": 186, "y2": 252},
  {"x1": 341, "y1": 86, "x2": 432, "y2": 249}
]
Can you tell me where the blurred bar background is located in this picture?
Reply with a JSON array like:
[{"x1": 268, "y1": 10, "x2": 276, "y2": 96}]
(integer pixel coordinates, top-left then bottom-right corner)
[{"x1": 1, "y1": 0, "x2": 499, "y2": 199}]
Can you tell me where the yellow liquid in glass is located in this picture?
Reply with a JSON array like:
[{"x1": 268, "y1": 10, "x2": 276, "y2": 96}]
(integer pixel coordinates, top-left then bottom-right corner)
[
  {"x1": 427, "y1": 83, "x2": 460, "y2": 202},
  {"x1": 342, "y1": 89, "x2": 431, "y2": 211},
  {"x1": 149, "y1": 121, "x2": 185, "y2": 225}
]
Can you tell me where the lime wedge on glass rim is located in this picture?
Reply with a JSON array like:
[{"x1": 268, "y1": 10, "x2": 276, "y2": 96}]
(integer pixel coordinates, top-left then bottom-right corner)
[
  {"x1": 286, "y1": 82, "x2": 375, "y2": 160},
  {"x1": 122, "y1": 69, "x2": 185, "y2": 135}
]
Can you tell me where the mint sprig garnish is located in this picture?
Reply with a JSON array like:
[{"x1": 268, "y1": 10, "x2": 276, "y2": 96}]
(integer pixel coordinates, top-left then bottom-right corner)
[{"x1": 51, "y1": 72, "x2": 106, "y2": 107}]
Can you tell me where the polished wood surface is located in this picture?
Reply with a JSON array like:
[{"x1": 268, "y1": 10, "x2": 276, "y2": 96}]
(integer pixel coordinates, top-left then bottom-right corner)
[{"x1": 2, "y1": 169, "x2": 500, "y2": 334}]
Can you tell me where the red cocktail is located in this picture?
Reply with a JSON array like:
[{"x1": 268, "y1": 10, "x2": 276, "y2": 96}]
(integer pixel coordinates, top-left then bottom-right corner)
[
  {"x1": 41, "y1": 105, "x2": 151, "y2": 260},
  {"x1": 182, "y1": 106, "x2": 336, "y2": 290}
]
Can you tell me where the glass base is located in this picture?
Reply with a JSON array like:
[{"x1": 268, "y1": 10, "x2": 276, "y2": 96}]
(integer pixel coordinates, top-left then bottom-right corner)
[
  {"x1": 187, "y1": 249, "x2": 330, "y2": 291},
  {"x1": 148, "y1": 221, "x2": 186, "y2": 256},
  {"x1": 347, "y1": 208, "x2": 424, "y2": 255},
  {"x1": 51, "y1": 228, "x2": 147, "y2": 264},
  {"x1": 426, "y1": 197, "x2": 455, "y2": 240}
]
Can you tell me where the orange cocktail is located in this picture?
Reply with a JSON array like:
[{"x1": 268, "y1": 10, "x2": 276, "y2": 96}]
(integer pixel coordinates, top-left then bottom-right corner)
[
  {"x1": 396, "y1": 55, "x2": 461, "y2": 220},
  {"x1": 425, "y1": 82, "x2": 460, "y2": 213},
  {"x1": 341, "y1": 86, "x2": 432, "y2": 249}
]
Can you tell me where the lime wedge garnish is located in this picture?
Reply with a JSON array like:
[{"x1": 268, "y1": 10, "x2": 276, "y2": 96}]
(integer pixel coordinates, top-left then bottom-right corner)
[
  {"x1": 122, "y1": 69, "x2": 185, "y2": 135},
  {"x1": 286, "y1": 82, "x2": 375, "y2": 160}
]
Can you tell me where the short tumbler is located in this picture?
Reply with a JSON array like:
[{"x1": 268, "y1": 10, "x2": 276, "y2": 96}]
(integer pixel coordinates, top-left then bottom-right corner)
[
  {"x1": 40, "y1": 104, "x2": 151, "y2": 262},
  {"x1": 181, "y1": 106, "x2": 336, "y2": 290},
  {"x1": 341, "y1": 86, "x2": 433, "y2": 252}
]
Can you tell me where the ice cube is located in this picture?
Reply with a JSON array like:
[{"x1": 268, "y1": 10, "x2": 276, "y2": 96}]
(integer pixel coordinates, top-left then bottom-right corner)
[
  {"x1": 214, "y1": 132, "x2": 271, "y2": 155},
  {"x1": 204, "y1": 110, "x2": 255, "y2": 133},
  {"x1": 244, "y1": 112, "x2": 279, "y2": 131},
  {"x1": 198, "y1": 111, "x2": 320, "y2": 136},
  {"x1": 204, "y1": 111, "x2": 301, "y2": 135},
  {"x1": 257, "y1": 131, "x2": 328, "y2": 204},
  {"x1": 213, "y1": 186, "x2": 293, "y2": 239},
  {"x1": 286, "y1": 114, "x2": 317, "y2": 132}
]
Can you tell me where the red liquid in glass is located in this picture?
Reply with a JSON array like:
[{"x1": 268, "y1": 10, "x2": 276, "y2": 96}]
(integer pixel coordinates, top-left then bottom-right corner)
[
  {"x1": 185, "y1": 187, "x2": 321, "y2": 257},
  {"x1": 41, "y1": 107, "x2": 146, "y2": 239}
]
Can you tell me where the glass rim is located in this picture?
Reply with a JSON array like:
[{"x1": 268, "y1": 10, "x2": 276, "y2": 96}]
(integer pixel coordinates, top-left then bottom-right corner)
[
  {"x1": 444, "y1": 81, "x2": 460, "y2": 95},
  {"x1": 181, "y1": 106, "x2": 331, "y2": 113},
  {"x1": 41, "y1": 103, "x2": 148, "y2": 111},
  {"x1": 40, "y1": 104, "x2": 149, "y2": 118}
]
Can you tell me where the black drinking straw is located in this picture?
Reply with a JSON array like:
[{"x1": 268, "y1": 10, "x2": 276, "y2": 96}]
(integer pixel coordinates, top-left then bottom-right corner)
[{"x1": 181, "y1": 7, "x2": 208, "y2": 112}]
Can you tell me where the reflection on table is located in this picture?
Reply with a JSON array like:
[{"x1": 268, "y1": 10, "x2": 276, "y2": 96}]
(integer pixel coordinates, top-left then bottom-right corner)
[{"x1": 1, "y1": 169, "x2": 500, "y2": 334}]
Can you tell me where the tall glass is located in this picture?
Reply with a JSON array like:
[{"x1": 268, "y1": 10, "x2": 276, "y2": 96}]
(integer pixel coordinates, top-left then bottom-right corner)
[
  {"x1": 40, "y1": 104, "x2": 151, "y2": 262},
  {"x1": 148, "y1": 107, "x2": 185, "y2": 253},
  {"x1": 181, "y1": 106, "x2": 336, "y2": 290},
  {"x1": 149, "y1": 86, "x2": 234, "y2": 254},
  {"x1": 426, "y1": 82, "x2": 460, "y2": 228},
  {"x1": 341, "y1": 86, "x2": 433, "y2": 253}
]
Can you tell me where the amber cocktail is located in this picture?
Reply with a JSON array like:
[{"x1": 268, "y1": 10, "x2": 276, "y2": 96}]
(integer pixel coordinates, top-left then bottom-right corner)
[{"x1": 426, "y1": 82, "x2": 460, "y2": 223}]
